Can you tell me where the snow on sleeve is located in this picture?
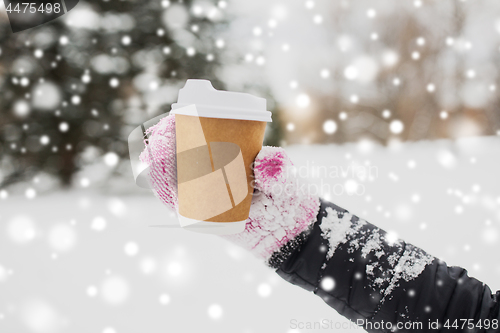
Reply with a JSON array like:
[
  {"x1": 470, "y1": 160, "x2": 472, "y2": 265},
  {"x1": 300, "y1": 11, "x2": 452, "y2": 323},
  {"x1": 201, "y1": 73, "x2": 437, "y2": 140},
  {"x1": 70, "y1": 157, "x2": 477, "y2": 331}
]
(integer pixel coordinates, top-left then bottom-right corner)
[
  {"x1": 382, "y1": 244, "x2": 435, "y2": 299},
  {"x1": 319, "y1": 207, "x2": 366, "y2": 260},
  {"x1": 319, "y1": 207, "x2": 434, "y2": 302},
  {"x1": 361, "y1": 229, "x2": 385, "y2": 259}
]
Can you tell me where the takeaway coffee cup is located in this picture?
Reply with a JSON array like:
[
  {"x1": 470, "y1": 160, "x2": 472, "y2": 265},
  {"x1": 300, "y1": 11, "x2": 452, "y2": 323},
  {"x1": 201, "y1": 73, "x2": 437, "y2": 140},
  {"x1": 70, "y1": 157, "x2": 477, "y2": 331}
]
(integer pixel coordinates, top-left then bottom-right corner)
[{"x1": 171, "y1": 79, "x2": 272, "y2": 235}]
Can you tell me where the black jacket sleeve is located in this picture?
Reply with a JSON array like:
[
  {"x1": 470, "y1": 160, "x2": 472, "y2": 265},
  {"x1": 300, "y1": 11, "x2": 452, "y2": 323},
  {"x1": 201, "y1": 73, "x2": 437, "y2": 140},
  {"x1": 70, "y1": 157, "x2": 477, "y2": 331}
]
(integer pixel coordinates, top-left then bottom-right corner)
[{"x1": 273, "y1": 199, "x2": 500, "y2": 333}]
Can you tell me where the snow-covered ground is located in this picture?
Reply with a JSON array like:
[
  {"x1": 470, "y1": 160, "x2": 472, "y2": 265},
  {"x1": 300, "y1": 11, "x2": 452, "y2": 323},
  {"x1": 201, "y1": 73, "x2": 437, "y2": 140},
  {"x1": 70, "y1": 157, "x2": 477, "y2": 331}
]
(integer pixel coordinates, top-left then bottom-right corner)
[{"x1": 1, "y1": 136, "x2": 500, "y2": 333}]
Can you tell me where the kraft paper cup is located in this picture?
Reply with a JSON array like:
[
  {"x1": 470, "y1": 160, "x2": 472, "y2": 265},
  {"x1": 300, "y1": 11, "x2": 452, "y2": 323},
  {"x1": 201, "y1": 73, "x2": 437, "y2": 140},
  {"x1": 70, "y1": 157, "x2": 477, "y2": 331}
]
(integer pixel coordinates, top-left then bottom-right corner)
[{"x1": 171, "y1": 79, "x2": 272, "y2": 235}]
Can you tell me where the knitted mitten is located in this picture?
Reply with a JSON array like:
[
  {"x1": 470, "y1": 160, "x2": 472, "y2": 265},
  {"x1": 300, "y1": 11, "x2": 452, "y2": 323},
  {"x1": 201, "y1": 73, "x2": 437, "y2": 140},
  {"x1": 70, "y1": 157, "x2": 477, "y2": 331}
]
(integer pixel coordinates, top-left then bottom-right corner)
[{"x1": 139, "y1": 114, "x2": 321, "y2": 267}]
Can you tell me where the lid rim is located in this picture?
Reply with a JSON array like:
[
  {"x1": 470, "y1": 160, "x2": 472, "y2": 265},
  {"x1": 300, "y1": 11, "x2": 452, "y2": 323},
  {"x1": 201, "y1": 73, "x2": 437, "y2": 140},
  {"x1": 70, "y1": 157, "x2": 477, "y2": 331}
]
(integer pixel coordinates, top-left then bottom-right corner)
[{"x1": 171, "y1": 103, "x2": 272, "y2": 122}]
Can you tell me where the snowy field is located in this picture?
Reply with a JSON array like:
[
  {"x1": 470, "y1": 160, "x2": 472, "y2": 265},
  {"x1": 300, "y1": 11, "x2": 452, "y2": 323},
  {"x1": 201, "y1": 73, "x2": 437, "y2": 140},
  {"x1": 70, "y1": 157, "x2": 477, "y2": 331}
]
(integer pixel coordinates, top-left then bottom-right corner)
[{"x1": 1, "y1": 136, "x2": 500, "y2": 333}]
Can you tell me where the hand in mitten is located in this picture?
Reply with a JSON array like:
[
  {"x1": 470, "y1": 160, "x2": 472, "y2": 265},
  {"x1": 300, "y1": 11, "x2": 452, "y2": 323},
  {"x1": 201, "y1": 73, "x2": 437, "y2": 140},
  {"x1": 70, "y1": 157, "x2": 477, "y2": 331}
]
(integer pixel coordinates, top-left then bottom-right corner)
[
  {"x1": 139, "y1": 114, "x2": 321, "y2": 267},
  {"x1": 138, "y1": 113, "x2": 500, "y2": 331}
]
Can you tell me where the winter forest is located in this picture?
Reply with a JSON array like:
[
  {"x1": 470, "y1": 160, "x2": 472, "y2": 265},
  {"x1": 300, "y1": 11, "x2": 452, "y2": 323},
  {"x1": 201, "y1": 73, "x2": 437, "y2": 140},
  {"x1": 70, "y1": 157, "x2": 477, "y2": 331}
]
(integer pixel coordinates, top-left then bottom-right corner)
[{"x1": 1, "y1": 0, "x2": 500, "y2": 332}]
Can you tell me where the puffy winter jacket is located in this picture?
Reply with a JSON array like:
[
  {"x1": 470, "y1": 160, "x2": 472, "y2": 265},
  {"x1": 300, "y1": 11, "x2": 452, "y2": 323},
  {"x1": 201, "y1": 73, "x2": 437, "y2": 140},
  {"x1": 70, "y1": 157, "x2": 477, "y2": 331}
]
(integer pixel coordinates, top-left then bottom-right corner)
[{"x1": 270, "y1": 199, "x2": 500, "y2": 333}]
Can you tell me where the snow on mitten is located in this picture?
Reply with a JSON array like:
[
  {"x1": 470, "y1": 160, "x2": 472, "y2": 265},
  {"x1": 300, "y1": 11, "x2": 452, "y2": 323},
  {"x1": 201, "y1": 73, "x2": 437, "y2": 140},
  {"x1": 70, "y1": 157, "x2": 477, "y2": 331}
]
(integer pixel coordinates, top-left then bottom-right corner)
[{"x1": 139, "y1": 114, "x2": 321, "y2": 267}]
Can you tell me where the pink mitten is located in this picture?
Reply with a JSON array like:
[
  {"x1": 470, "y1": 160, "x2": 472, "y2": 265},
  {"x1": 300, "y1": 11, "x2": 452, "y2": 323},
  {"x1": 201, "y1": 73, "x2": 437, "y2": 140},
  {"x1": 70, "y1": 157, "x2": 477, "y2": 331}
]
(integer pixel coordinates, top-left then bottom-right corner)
[
  {"x1": 140, "y1": 114, "x2": 321, "y2": 267},
  {"x1": 140, "y1": 115, "x2": 500, "y2": 332}
]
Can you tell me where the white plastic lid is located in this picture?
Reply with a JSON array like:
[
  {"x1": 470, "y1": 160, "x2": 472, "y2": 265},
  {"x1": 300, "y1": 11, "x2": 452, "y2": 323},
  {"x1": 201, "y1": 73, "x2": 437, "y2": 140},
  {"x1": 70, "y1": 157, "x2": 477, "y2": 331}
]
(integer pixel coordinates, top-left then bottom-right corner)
[{"x1": 170, "y1": 79, "x2": 272, "y2": 122}]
